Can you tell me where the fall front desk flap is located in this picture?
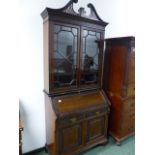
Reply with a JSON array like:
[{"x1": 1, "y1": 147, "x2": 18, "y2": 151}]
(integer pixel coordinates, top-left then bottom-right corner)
[{"x1": 51, "y1": 90, "x2": 109, "y2": 117}]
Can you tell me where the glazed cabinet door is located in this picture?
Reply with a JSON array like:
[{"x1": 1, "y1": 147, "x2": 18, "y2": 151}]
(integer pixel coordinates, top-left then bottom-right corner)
[
  {"x1": 80, "y1": 27, "x2": 103, "y2": 89},
  {"x1": 50, "y1": 23, "x2": 80, "y2": 92},
  {"x1": 58, "y1": 123, "x2": 82, "y2": 154}
]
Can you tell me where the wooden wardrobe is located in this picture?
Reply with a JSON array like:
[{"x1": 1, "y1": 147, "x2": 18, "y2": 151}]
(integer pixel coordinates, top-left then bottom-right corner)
[{"x1": 103, "y1": 36, "x2": 135, "y2": 144}]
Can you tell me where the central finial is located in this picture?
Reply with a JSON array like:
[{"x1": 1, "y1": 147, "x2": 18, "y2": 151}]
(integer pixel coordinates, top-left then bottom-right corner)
[
  {"x1": 78, "y1": 7, "x2": 86, "y2": 16},
  {"x1": 73, "y1": 0, "x2": 78, "y2": 3}
]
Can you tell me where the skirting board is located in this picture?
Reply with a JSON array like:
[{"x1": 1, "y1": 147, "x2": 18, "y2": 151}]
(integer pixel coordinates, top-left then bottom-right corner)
[{"x1": 23, "y1": 147, "x2": 45, "y2": 155}]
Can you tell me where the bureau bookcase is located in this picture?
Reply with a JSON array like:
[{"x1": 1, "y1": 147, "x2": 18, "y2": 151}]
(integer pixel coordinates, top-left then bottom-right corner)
[{"x1": 41, "y1": 0, "x2": 110, "y2": 154}]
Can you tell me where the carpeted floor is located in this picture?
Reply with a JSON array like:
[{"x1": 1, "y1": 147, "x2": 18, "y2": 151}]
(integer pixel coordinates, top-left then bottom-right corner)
[{"x1": 35, "y1": 136, "x2": 135, "y2": 155}]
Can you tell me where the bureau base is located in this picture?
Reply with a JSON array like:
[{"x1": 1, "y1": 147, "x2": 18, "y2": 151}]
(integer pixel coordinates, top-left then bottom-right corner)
[
  {"x1": 46, "y1": 137, "x2": 108, "y2": 155},
  {"x1": 45, "y1": 91, "x2": 110, "y2": 155}
]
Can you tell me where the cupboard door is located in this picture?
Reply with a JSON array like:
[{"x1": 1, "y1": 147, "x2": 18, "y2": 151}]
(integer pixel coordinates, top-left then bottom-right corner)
[
  {"x1": 51, "y1": 24, "x2": 79, "y2": 90},
  {"x1": 86, "y1": 117, "x2": 105, "y2": 143},
  {"x1": 80, "y1": 28, "x2": 103, "y2": 88},
  {"x1": 59, "y1": 124, "x2": 82, "y2": 154}
]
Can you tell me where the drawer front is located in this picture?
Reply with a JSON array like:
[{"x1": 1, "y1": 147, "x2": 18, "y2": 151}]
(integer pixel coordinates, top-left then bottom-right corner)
[
  {"x1": 123, "y1": 98, "x2": 135, "y2": 112},
  {"x1": 127, "y1": 51, "x2": 135, "y2": 83},
  {"x1": 121, "y1": 122, "x2": 135, "y2": 136},
  {"x1": 126, "y1": 83, "x2": 135, "y2": 97},
  {"x1": 86, "y1": 108, "x2": 107, "y2": 119},
  {"x1": 122, "y1": 111, "x2": 135, "y2": 124},
  {"x1": 59, "y1": 114, "x2": 84, "y2": 128},
  {"x1": 121, "y1": 110, "x2": 135, "y2": 135}
]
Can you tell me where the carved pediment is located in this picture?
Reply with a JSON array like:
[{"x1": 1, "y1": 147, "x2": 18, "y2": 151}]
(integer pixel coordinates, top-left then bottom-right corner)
[{"x1": 41, "y1": 0, "x2": 108, "y2": 25}]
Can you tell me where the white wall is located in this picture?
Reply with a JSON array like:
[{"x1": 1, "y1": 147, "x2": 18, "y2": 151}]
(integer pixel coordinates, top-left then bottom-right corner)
[{"x1": 19, "y1": 0, "x2": 135, "y2": 153}]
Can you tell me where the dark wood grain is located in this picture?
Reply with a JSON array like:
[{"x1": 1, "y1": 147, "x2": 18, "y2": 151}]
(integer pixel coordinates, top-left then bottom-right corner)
[
  {"x1": 42, "y1": 0, "x2": 110, "y2": 154},
  {"x1": 52, "y1": 91, "x2": 106, "y2": 114},
  {"x1": 41, "y1": 0, "x2": 108, "y2": 96},
  {"x1": 45, "y1": 91, "x2": 109, "y2": 155},
  {"x1": 103, "y1": 36, "x2": 135, "y2": 144}
]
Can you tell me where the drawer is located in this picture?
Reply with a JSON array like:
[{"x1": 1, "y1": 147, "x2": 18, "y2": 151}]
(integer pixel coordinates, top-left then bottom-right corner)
[
  {"x1": 121, "y1": 123, "x2": 135, "y2": 135},
  {"x1": 86, "y1": 108, "x2": 106, "y2": 119},
  {"x1": 59, "y1": 114, "x2": 84, "y2": 127},
  {"x1": 123, "y1": 98, "x2": 135, "y2": 112},
  {"x1": 127, "y1": 52, "x2": 135, "y2": 83},
  {"x1": 122, "y1": 111, "x2": 135, "y2": 124},
  {"x1": 126, "y1": 84, "x2": 135, "y2": 97}
]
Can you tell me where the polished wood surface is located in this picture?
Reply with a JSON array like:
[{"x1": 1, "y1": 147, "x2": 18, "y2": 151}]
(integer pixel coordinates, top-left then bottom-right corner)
[
  {"x1": 45, "y1": 92, "x2": 109, "y2": 155},
  {"x1": 103, "y1": 36, "x2": 135, "y2": 144},
  {"x1": 41, "y1": 0, "x2": 108, "y2": 96},
  {"x1": 42, "y1": 0, "x2": 110, "y2": 154},
  {"x1": 53, "y1": 91, "x2": 106, "y2": 114}
]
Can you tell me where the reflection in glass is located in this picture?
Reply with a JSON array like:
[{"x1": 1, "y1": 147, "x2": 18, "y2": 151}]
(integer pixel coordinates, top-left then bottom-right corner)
[
  {"x1": 83, "y1": 30, "x2": 88, "y2": 37},
  {"x1": 96, "y1": 32, "x2": 100, "y2": 39},
  {"x1": 62, "y1": 26, "x2": 71, "y2": 31},
  {"x1": 89, "y1": 31, "x2": 95, "y2": 35},
  {"x1": 81, "y1": 30, "x2": 100, "y2": 85},
  {"x1": 53, "y1": 25, "x2": 78, "y2": 88}
]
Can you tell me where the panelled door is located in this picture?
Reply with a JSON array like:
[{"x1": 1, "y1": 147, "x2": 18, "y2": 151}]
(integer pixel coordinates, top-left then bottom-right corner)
[
  {"x1": 86, "y1": 116, "x2": 106, "y2": 143},
  {"x1": 59, "y1": 123, "x2": 82, "y2": 154}
]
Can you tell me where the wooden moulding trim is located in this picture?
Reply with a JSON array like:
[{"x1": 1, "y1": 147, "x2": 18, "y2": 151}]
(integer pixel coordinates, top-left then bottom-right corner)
[
  {"x1": 105, "y1": 36, "x2": 135, "y2": 47},
  {"x1": 23, "y1": 147, "x2": 45, "y2": 155},
  {"x1": 52, "y1": 102, "x2": 109, "y2": 118},
  {"x1": 43, "y1": 88, "x2": 101, "y2": 97},
  {"x1": 63, "y1": 137, "x2": 108, "y2": 155},
  {"x1": 41, "y1": 0, "x2": 108, "y2": 26},
  {"x1": 101, "y1": 90, "x2": 111, "y2": 107}
]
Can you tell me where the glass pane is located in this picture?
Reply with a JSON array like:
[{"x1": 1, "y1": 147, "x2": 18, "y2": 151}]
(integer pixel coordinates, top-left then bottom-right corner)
[
  {"x1": 53, "y1": 25, "x2": 78, "y2": 88},
  {"x1": 86, "y1": 35, "x2": 98, "y2": 57},
  {"x1": 54, "y1": 25, "x2": 61, "y2": 33},
  {"x1": 83, "y1": 30, "x2": 88, "y2": 37},
  {"x1": 94, "y1": 55, "x2": 98, "y2": 66},
  {"x1": 96, "y1": 32, "x2": 100, "y2": 39},
  {"x1": 72, "y1": 28, "x2": 78, "y2": 36},
  {"x1": 82, "y1": 38, "x2": 86, "y2": 53},
  {"x1": 62, "y1": 26, "x2": 71, "y2": 31},
  {"x1": 81, "y1": 30, "x2": 100, "y2": 85},
  {"x1": 89, "y1": 31, "x2": 95, "y2": 35}
]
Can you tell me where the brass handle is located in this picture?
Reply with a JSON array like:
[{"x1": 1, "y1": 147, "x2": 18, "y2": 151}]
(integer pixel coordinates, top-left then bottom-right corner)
[
  {"x1": 70, "y1": 118, "x2": 77, "y2": 123},
  {"x1": 96, "y1": 111, "x2": 100, "y2": 116}
]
